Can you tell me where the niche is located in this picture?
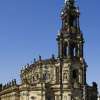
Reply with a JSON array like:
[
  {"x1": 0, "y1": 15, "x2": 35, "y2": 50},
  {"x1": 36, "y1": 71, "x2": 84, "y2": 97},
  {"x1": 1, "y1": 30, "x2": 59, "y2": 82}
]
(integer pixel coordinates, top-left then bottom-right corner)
[{"x1": 72, "y1": 69, "x2": 78, "y2": 79}]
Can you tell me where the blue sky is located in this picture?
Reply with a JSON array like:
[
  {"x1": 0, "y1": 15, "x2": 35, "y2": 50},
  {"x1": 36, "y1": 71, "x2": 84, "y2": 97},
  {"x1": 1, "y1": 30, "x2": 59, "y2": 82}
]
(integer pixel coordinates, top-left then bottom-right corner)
[{"x1": 0, "y1": 0, "x2": 100, "y2": 90}]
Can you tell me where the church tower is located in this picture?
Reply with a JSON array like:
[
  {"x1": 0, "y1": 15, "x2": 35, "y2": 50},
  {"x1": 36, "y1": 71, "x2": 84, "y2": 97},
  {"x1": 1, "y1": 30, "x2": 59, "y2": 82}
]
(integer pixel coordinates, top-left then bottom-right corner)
[
  {"x1": 56, "y1": 0, "x2": 87, "y2": 99},
  {"x1": 57, "y1": 0, "x2": 84, "y2": 60}
]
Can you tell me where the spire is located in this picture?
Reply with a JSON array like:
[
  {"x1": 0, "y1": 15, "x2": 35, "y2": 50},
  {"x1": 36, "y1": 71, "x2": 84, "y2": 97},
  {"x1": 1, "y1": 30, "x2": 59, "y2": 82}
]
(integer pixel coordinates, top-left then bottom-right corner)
[
  {"x1": 61, "y1": 0, "x2": 80, "y2": 34},
  {"x1": 65, "y1": 0, "x2": 75, "y2": 6},
  {"x1": 61, "y1": 0, "x2": 80, "y2": 33}
]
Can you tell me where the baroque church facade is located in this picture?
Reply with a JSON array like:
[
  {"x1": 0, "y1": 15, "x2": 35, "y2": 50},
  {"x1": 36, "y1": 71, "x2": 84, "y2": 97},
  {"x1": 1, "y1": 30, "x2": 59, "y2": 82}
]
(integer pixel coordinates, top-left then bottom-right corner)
[{"x1": 0, "y1": 0, "x2": 98, "y2": 100}]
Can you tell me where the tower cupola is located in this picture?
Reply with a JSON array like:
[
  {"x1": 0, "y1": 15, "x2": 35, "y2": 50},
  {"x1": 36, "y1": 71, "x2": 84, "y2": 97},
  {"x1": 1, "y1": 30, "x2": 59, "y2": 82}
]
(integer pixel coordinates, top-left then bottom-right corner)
[{"x1": 57, "y1": 0, "x2": 84, "y2": 59}]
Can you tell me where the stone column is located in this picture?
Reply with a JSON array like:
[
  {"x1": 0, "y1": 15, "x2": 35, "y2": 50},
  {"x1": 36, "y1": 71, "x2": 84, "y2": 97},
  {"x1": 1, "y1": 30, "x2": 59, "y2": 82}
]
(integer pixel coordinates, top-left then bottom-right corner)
[
  {"x1": 67, "y1": 42, "x2": 72, "y2": 59},
  {"x1": 55, "y1": 95, "x2": 60, "y2": 100},
  {"x1": 68, "y1": 94, "x2": 72, "y2": 100}
]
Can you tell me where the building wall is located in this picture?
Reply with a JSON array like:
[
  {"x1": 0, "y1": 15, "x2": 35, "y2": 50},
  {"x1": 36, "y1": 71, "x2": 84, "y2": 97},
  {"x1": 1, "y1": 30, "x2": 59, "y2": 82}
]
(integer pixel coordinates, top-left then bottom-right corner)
[
  {"x1": 98, "y1": 96, "x2": 100, "y2": 100},
  {"x1": 1, "y1": 92, "x2": 19, "y2": 100},
  {"x1": 0, "y1": 60, "x2": 98, "y2": 100}
]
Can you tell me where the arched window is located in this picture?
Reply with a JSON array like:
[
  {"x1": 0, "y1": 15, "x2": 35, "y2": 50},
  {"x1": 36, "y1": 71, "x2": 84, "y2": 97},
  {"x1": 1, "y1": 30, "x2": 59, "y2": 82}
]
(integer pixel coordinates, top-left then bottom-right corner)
[
  {"x1": 74, "y1": 47, "x2": 78, "y2": 57},
  {"x1": 72, "y1": 69, "x2": 78, "y2": 79},
  {"x1": 47, "y1": 96, "x2": 52, "y2": 100},
  {"x1": 64, "y1": 43, "x2": 67, "y2": 57},
  {"x1": 36, "y1": 74, "x2": 39, "y2": 79},
  {"x1": 32, "y1": 76, "x2": 35, "y2": 82},
  {"x1": 64, "y1": 46, "x2": 67, "y2": 57}
]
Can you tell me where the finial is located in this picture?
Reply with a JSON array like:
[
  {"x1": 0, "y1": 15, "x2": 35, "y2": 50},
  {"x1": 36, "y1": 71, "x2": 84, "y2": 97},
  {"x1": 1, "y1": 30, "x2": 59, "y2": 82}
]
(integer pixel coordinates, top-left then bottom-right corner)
[
  {"x1": 39, "y1": 55, "x2": 42, "y2": 61},
  {"x1": 52, "y1": 54, "x2": 55, "y2": 60},
  {"x1": 24, "y1": 65, "x2": 27, "y2": 69},
  {"x1": 34, "y1": 58, "x2": 36, "y2": 63},
  {"x1": 27, "y1": 63, "x2": 30, "y2": 67}
]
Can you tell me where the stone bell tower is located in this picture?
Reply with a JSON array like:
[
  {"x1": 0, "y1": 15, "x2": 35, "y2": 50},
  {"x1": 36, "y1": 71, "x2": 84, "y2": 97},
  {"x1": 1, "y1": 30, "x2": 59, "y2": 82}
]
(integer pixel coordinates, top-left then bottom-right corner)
[
  {"x1": 56, "y1": 0, "x2": 87, "y2": 99},
  {"x1": 57, "y1": 0, "x2": 84, "y2": 59}
]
